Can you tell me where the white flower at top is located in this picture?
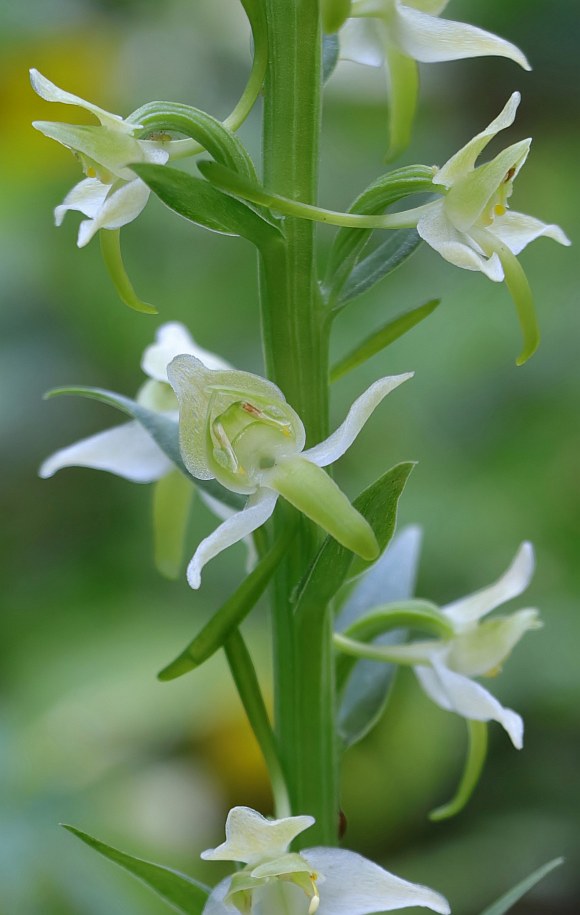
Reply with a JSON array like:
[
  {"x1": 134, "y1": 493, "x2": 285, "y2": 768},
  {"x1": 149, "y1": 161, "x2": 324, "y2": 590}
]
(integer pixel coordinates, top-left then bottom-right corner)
[
  {"x1": 30, "y1": 69, "x2": 170, "y2": 247},
  {"x1": 343, "y1": 0, "x2": 530, "y2": 158},
  {"x1": 167, "y1": 355, "x2": 412, "y2": 587},
  {"x1": 200, "y1": 806, "x2": 450, "y2": 915}
]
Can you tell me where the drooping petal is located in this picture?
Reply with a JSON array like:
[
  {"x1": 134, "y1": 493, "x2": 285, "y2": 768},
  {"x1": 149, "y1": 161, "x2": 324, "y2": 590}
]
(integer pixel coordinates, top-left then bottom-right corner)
[
  {"x1": 198, "y1": 489, "x2": 258, "y2": 572},
  {"x1": 142, "y1": 322, "x2": 231, "y2": 382},
  {"x1": 434, "y1": 92, "x2": 521, "y2": 189},
  {"x1": 415, "y1": 661, "x2": 524, "y2": 748},
  {"x1": 391, "y1": 6, "x2": 530, "y2": 70},
  {"x1": 29, "y1": 69, "x2": 136, "y2": 133},
  {"x1": 443, "y1": 541, "x2": 535, "y2": 628},
  {"x1": 303, "y1": 374, "x2": 412, "y2": 468},
  {"x1": 31, "y1": 121, "x2": 145, "y2": 181},
  {"x1": 201, "y1": 807, "x2": 315, "y2": 865},
  {"x1": 302, "y1": 847, "x2": 450, "y2": 914},
  {"x1": 39, "y1": 421, "x2": 173, "y2": 483},
  {"x1": 492, "y1": 210, "x2": 572, "y2": 256},
  {"x1": 447, "y1": 609, "x2": 541, "y2": 677},
  {"x1": 416, "y1": 202, "x2": 504, "y2": 280},
  {"x1": 77, "y1": 178, "x2": 151, "y2": 247},
  {"x1": 186, "y1": 489, "x2": 278, "y2": 588},
  {"x1": 54, "y1": 177, "x2": 110, "y2": 226}
]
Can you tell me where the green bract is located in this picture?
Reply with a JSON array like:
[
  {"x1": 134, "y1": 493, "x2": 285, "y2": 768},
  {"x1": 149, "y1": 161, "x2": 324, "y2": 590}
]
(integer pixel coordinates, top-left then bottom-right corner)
[{"x1": 168, "y1": 355, "x2": 413, "y2": 587}]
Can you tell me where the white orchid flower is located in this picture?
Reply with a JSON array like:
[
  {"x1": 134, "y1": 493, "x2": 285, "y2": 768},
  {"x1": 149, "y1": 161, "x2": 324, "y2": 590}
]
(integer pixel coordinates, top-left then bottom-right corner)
[
  {"x1": 201, "y1": 806, "x2": 450, "y2": 915},
  {"x1": 415, "y1": 92, "x2": 571, "y2": 363},
  {"x1": 344, "y1": 1, "x2": 530, "y2": 158},
  {"x1": 168, "y1": 356, "x2": 412, "y2": 588},
  {"x1": 30, "y1": 69, "x2": 171, "y2": 247}
]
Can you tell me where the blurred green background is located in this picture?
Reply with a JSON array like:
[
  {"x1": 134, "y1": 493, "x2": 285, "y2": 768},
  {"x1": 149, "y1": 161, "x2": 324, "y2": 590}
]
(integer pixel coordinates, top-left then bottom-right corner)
[{"x1": 1, "y1": 1, "x2": 578, "y2": 912}]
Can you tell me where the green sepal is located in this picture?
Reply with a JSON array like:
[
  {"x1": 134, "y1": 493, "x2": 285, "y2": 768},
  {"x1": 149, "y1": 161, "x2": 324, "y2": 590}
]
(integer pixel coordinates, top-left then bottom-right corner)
[
  {"x1": 322, "y1": 0, "x2": 351, "y2": 34},
  {"x1": 479, "y1": 858, "x2": 564, "y2": 915},
  {"x1": 336, "y1": 230, "x2": 423, "y2": 308},
  {"x1": 127, "y1": 101, "x2": 257, "y2": 179},
  {"x1": 331, "y1": 298, "x2": 440, "y2": 381},
  {"x1": 335, "y1": 528, "x2": 424, "y2": 747},
  {"x1": 158, "y1": 524, "x2": 294, "y2": 680},
  {"x1": 131, "y1": 163, "x2": 282, "y2": 249},
  {"x1": 324, "y1": 166, "x2": 434, "y2": 303},
  {"x1": 322, "y1": 33, "x2": 340, "y2": 82},
  {"x1": 100, "y1": 229, "x2": 157, "y2": 314},
  {"x1": 293, "y1": 462, "x2": 415, "y2": 625},
  {"x1": 62, "y1": 824, "x2": 210, "y2": 915},
  {"x1": 44, "y1": 385, "x2": 243, "y2": 510},
  {"x1": 153, "y1": 470, "x2": 194, "y2": 579},
  {"x1": 429, "y1": 719, "x2": 488, "y2": 822}
]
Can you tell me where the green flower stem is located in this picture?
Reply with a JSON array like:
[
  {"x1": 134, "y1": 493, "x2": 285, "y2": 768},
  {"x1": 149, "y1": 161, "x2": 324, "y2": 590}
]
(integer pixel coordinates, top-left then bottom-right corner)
[
  {"x1": 260, "y1": 0, "x2": 337, "y2": 845},
  {"x1": 224, "y1": 630, "x2": 291, "y2": 818}
]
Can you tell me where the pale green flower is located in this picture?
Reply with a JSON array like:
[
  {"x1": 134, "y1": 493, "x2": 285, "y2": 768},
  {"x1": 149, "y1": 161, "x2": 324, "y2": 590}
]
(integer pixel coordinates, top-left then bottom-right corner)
[
  {"x1": 30, "y1": 69, "x2": 170, "y2": 247},
  {"x1": 201, "y1": 806, "x2": 450, "y2": 915},
  {"x1": 168, "y1": 356, "x2": 412, "y2": 587},
  {"x1": 344, "y1": 0, "x2": 530, "y2": 158},
  {"x1": 416, "y1": 92, "x2": 571, "y2": 363}
]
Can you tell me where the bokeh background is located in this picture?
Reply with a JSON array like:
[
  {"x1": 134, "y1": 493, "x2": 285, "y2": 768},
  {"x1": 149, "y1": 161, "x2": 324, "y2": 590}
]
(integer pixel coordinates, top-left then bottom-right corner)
[{"x1": 1, "y1": 1, "x2": 578, "y2": 912}]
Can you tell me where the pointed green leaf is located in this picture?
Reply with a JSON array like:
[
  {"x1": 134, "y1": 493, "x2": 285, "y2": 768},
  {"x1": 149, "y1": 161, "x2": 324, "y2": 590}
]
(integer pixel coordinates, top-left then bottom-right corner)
[
  {"x1": 337, "y1": 231, "x2": 423, "y2": 307},
  {"x1": 131, "y1": 163, "x2": 281, "y2": 249},
  {"x1": 159, "y1": 524, "x2": 295, "y2": 680},
  {"x1": 479, "y1": 858, "x2": 564, "y2": 915},
  {"x1": 63, "y1": 825, "x2": 210, "y2": 915},
  {"x1": 294, "y1": 462, "x2": 415, "y2": 626},
  {"x1": 45, "y1": 386, "x2": 243, "y2": 510},
  {"x1": 331, "y1": 298, "x2": 440, "y2": 382}
]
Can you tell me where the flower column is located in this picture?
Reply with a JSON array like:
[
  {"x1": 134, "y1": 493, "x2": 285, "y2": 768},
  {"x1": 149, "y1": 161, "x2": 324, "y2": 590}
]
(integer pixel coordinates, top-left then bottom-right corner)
[{"x1": 259, "y1": 1, "x2": 337, "y2": 844}]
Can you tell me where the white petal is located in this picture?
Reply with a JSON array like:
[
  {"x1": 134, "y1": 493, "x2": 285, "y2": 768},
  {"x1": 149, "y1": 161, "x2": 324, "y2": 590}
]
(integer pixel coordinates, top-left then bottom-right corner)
[
  {"x1": 32, "y1": 121, "x2": 144, "y2": 181},
  {"x1": 303, "y1": 374, "x2": 413, "y2": 468},
  {"x1": 186, "y1": 489, "x2": 278, "y2": 589},
  {"x1": 447, "y1": 609, "x2": 541, "y2": 677},
  {"x1": 29, "y1": 68, "x2": 136, "y2": 133},
  {"x1": 201, "y1": 807, "x2": 315, "y2": 865},
  {"x1": 443, "y1": 542, "x2": 535, "y2": 627},
  {"x1": 339, "y1": 19, "x2": 384, "y2": 67},
  {"x1": 417, "y1": 202, "x2": 504, "y2": 280},
  {"x1": 434, "y1": 93, "x2": 521, "y2": 188},
  {"x1": 39, "y1": 421, "x2": 173, "y2": 483},
  {"x1": 303, "y1": 847, "x2": 450, "y2": 915},
  {"x1": 77, "y1": 178, "x2": 150, "y2": 247},
  {"x1": 415, "y1": 662, "x2": 524, "y2": 747},
  {"x1": 54, "y1": 178, "x2": 110, "y2": 226},
  {"x1": 202, "y1": 877, "x2": 232, "y2": 915},
  {"x1": 142, "y1": 322, "x2": 231, "y2": 382},
  {"x1": 492, "y1": 210, "x2": 572, "y2": 255},
  {"x1": 198, "y1": 489, "x2": 259, "y2": 573},
  {"x1": 392, "y1": 6, "x2": 530, "y2": 69}
]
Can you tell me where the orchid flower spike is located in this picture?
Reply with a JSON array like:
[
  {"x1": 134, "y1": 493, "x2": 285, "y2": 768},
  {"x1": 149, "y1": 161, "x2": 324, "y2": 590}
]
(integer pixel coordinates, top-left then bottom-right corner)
[
  {"x1": 415, "y1": 92, "x2": 571, "y2": 363},
  {"x1": 201, "y1": 806, "x2": 450, "y2": 915},
  {"x1": 168, "y1": 356, "x2": 412, "y2": 588},
  {"x1": 344, "y1": 1, "x2": 530, "y2": 159},
  {"x1": 30, "y1": 69, "x2": 170, "y2": 248}
]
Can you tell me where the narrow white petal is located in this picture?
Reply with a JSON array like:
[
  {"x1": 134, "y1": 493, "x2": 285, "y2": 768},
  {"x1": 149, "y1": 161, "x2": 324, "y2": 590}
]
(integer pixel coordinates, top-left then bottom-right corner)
[
  {"x1": 392, "y1": 6, "x2": 530, "y2": 69},
  {"x1": 77, "y1": 178, "x2": 150, "y2": 247},
  {"x1": 434, "y1": 93, "x2": 521, "y2": 189},
  {"x1": 492, "y1": 210, "x2": 572, "y2": 256},
  {"x1": 39, "y1": 421, "x2": 172, "y2": 483},
  {"x1": 201, "y1": 807, "x2": 315, "y2": 865},
  {"x1": 142, "y1": 322, "x2": 231, "y2": 382},
  {"x1": 415, "y1": 662, "x2": 524, "y2": 747},
  {"x1": 303, "y1": 847, "x2": 450, "y2": 914},
  {"x1": 339, "y1": 19, "x2": 384, "y2": 67},
  {"x1": 417, "y1": 203, "x2": 504, "y2": 280},
  {"x1": 443, "y1": 542, "x2": 535, "y2": 627},
  {"x1": 303, "y1": 374, "x2": 413, "y2": 468},
  {"x1": 202, "y1": 877, "x2": 231, "y2": 915},
  {"x1": 54, "y1": 178, "x2": 110, "y2": 226},
  {"x1": 186, "y1": 489, "x2": 278, "y2": 589},
  {"x1": 30, "y1": 68, "x2": 136, "y2": 133},
  {"x1": 198, "y1": 490, "x2": 259, "y2": 573}
]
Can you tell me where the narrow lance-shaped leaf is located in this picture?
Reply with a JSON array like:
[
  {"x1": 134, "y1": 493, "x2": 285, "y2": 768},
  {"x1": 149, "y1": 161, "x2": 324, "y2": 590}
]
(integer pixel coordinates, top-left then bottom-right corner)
[
  {"x1": 63, "y1": 825, "x2": 210, "y2": 915},
  {"x1": 131, "y1": 163, "x2": 282, "y2": 250},
  {"x1": 336, "y1": 230, "x2": 423, "y2": 308},
  {"x1": 479, "y1": 858, "x2": 564, "y2": 915},
  {"x1": 331, "y1": 299, "x2": 440, "y2": 382},
  {"x1": 45, "y1": 386, "x2": 243, "y2": 510}
]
